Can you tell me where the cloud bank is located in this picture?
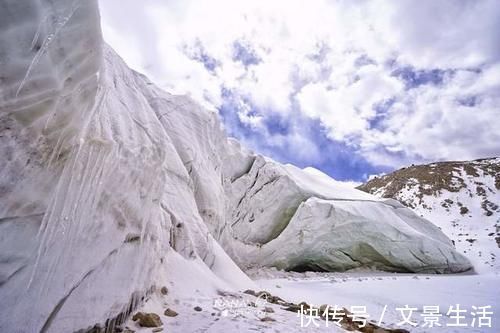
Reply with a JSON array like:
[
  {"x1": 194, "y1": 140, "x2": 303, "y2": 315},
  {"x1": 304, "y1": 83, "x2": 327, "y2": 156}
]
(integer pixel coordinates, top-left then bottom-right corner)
[{"x1": 99, "y1": 0, "x2": 500, "y2": 180}]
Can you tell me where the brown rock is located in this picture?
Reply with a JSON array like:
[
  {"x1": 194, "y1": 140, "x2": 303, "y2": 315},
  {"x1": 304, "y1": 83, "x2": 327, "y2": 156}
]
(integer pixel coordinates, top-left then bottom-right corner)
[
  {"x1": 132, "y1": 312, "x2": 163, "y2": 328},
  {"x1": 160, "y1": 286, "x2": 168, "y2": 295},
  {"x1": 319, "y1": 304, "x2": 329, "y2": 316},
  {"x1": 243, "y1": 289, "x2": 257, "y2": 296},
  {"x1": 164, "y1": 308, "x2": 178, "y2": 317},
  {"x1": 283, "y1": 301, "x2": 311, "y2": 313},
  {"x1": 256, "y1": 291, "x2": 271, "y2": 299},
  {"x1": 268, "y1": 295, "x2": 286, "y2": 305}
]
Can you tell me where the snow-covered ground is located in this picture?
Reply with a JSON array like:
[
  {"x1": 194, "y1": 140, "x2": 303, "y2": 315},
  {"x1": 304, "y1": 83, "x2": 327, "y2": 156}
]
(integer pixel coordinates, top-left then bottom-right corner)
[
  {"x1": 256, "y1": 270, "x2": 500, "y2": 333},
  {"x1": 120, "y1": 268, "x2": 499, "y2": 332},
  {"x1": 124, "y1": 293, "x2": 345, "y2": 333}
]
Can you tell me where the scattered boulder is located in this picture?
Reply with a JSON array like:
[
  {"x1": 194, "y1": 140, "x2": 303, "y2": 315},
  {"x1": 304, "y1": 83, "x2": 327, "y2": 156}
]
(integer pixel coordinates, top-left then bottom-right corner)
[
  {"x1": 260, "y1": 316, "x2": 276, "y2": 322},
  {"x1": 124, "y1": 233, "x2": 141, "y2": 243},
  {"x1": 256, "y1": 291, "x2": 271, "y2": 298},
  {"x1": 164, "y1": 308, "x2": 178, "y2": 317},
  {"x1": 193, "y1": 306, "x2": 202, "y2": 312},
  {"x1": 243, "y1": 289, "x2": 257, "y2": 296},
  {"x1": 255, "y1": 290, "x2": 286, "y2": 305},
  {"x1": 160, "y1": 286, "x2": 169, "y2": 295},
  {"x1": 132, "y1": 312, "x2": 162, "y2": 328},
  {"x1": 283, "y1": 301, "x2": 311, "y2": 313},
  {"x1": 263, "y1": 306, "x2": 274, "y2": 313},
  {"x1": 319, "y1": 304, "x2": 328, "y2": 316}
]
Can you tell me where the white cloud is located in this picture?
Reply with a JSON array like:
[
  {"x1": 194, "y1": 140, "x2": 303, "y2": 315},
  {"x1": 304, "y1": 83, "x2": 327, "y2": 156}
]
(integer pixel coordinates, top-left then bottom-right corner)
[
  {"x1": 99, "y1": 0, "x2": 500, "y2": 169},
  {"x1": 297, "y1": 64, "x2": 404, "y2": 141}
]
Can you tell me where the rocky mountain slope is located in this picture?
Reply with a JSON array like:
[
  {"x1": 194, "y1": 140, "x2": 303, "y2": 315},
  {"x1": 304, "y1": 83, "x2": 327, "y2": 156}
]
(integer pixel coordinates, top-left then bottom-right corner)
[
  {"x1": 0, "y1": 1, "x2": 470, "y2": 332},
  {"x1": 358, "y1": 157, "x2": 500, "y2": 273}
]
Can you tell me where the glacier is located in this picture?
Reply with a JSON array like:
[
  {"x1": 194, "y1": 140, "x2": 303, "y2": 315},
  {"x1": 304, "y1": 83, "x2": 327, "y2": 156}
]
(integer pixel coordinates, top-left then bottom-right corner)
[{"x1": 0, "y1": 0, "x2": 471, "y2": 332}]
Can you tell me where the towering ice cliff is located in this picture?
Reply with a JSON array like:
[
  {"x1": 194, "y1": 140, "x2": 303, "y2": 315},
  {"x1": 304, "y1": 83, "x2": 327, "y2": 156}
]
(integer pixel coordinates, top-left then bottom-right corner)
[{"x1": 0, "y1": 0, "x2": 470, "y2": 332}]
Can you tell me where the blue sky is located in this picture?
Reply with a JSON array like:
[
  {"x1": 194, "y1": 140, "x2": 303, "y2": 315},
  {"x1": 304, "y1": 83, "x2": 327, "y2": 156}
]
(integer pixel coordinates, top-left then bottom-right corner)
[
  {"x1": 99, "y1": 0, "x2": 500, "y2": 181},
  {"x1": 218, "y1": 87, "x2": 392, "y2": 180}
]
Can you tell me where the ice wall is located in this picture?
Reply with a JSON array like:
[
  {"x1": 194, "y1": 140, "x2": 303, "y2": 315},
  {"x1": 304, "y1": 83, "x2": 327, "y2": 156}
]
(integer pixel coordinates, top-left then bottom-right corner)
[{"x1": 0, "y1": 1, "x2": 251, "y2": 332}]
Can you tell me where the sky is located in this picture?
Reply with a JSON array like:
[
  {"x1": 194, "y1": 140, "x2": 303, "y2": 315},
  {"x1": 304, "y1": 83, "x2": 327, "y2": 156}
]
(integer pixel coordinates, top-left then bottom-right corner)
[{"x1": 98, "y1": 0, "x2": 500, "y2": 181}]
